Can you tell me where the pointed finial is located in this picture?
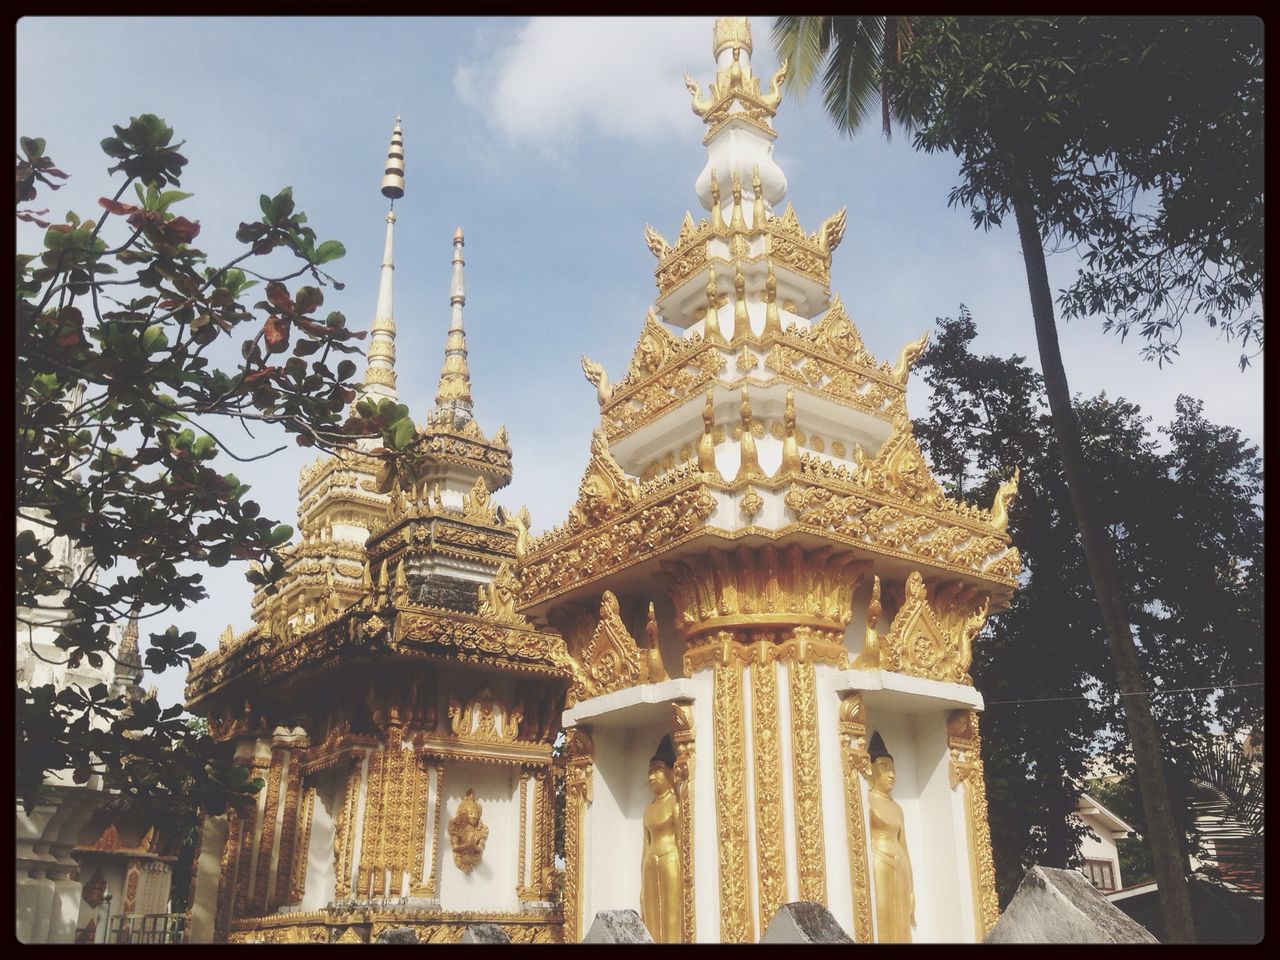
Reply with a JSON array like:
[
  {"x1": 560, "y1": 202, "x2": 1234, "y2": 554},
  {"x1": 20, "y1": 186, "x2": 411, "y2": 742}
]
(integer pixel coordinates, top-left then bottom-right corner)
[
  {"x1": 435, "y1": 227, "x2": 474, "y2": 420},
  {"x1": 780, "y1": 386, "x2": 800, "y2": 476},
  {"x1": 763, "y1": 262, "x2": 782, "y2": 337},
  {"x1": 713, "y1": 17, "x2": 752, "y2": 58},
  {"x1": 698, "y1": 391, "x2": 719, "y2": 476},
  {"x1": 381, "y1": 118, "x2": 405, "y2": 200},
  {"x1": 703, "y1": 269, "x2": 724, "y2": 344},
  {"x1": 735, "y1": 387, "x2": 763, "y2": 482}
]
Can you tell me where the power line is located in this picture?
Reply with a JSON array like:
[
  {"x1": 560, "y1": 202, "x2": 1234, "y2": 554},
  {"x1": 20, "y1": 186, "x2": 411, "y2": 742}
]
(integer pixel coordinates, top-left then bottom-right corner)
[{"x1": 985, "y1": 681, "x2": 1264, "y2": 707}]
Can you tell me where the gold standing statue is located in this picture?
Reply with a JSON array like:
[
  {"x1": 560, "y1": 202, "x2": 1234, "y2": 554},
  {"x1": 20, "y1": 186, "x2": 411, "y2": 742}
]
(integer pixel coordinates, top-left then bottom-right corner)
[
  {"x1": 640, "y1": 736, "x2": 681, "y2": 943},
  {"x1": 867, "y1": 732, "x2": 915, "y2": 942}
]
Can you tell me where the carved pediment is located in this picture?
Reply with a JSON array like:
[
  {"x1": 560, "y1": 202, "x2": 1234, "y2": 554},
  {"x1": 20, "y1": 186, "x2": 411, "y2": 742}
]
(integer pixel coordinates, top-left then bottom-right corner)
[
  {"x1": 568, "y1": 430, "x2": 640, "y2": 528},
  {"x1": 626, "y1": 309, "x2": 682, "y2": 381},
  {"x1": 476, "y1": 563, "x2": 530, "y2": 627},
  {"x1": 880, "y1": 571, "x2": 990, "y2": 685},
  {"x1": 812, "y1": 296, "x2": 874, "y2": 367},
  {"x1": 461, "y1": 476, "x2": 498, "y2": 526},
  {"x1": 862, "y1": 428, "x2": 945, "y2": 508}
]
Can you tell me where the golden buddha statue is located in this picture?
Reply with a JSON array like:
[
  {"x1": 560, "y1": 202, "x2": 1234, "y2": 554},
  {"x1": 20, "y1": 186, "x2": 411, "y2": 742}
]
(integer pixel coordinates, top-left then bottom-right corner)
[
  {"x1": 867, "y1": 732, "x2": 915, "y2": 942},
  {"x1": 447, "y1": 789, "x2": 489, "y2": 873},
  {"x1": 640, "y1": 737, "x2": 681, "y2": 943}
]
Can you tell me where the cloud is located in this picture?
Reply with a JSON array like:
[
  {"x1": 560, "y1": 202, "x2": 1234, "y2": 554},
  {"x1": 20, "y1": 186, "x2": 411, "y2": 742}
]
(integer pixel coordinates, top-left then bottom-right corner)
[{"x1": 455, "y1": 17, "x2": 775, "y2": 150}]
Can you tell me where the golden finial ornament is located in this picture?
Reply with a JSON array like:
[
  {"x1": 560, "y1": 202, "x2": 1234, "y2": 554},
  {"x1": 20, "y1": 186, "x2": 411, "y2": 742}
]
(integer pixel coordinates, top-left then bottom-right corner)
[
  {"x1": 698, "y1": 391, "x2": 719, "y2": 476},
  {"x1": 989, "y1": 466, "x2": 1020, "y2": 532},
  {"x1": 780, "y1": 387, "x2": 801, "y2": 476},
  {"x1": 710, "y1": 168, "x2": 724, "y2": 231},
  {"x1": 853, "y1": 576, "x2": 883, "y2": 670},
  {"x1": 703, "y1": 270, "x2": 724, "y2": 344},
  {"x1": 732, "y1": 265, "x2": 750, "y2": 341},
  {"x1": 729, "y1": 170, "x2": 746, "y2": 233},
  {"x1": 713, "y1": 16, "x2": 752, "y2": 57},
  {"x1": 763, "y1": 262, "x2": 782, "y2": 337},
  {"x1": 735, "y1": 388, "x2": 764, "y2": 482}
]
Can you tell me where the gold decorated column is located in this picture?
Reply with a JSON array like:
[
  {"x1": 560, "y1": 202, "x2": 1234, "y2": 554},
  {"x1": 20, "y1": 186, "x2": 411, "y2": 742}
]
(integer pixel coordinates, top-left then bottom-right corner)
[
  {"x1": 334, "y1": 752, "x2": 364, "y2": 898},
  {"x1": 561, "y1": 728, "x2": 594, "y2": 943},
  {"x1": 710, "y1": 636, "x2": 751, "y2": 942},
  {"x1": 788, "y1": 649, "x2": 827, "y2": 905},
  {"x1": 749, "y1": 645, "x2": 785, "y2": 932},
  {"x1": 671, "y1": 699, "x2": 696, "y2": 943},
  {"x1": 837, "y1": 692, "x2": 874, "y2": 942},
  {"x1": 948, "y1": 709, "x2": 999, "y2": 938},
  {"x1": 271, "y1": 748, "x2": 303, "y2": 911}
]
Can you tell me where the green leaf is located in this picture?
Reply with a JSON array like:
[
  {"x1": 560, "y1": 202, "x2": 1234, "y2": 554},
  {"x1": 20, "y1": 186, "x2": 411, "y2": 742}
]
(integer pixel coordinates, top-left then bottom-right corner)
[
  {"x1": 268, "y1": 524, "x2": 293, "y2": 546},
  {"x1": 20, "y1": 136, "x2": 46, "y2": 161},
  {"x1": 314, "y1": 240, "x2": 346, "y2": 264},
  {"x1": 392, "y1": 417, "x2": 416, "y2": 449}
]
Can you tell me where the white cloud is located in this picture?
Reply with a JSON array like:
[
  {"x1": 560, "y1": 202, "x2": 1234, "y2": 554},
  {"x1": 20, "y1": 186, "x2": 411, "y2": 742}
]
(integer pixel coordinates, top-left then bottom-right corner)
[{"x1": 455, "y1": 17, "x2": 776, "y2": 149}]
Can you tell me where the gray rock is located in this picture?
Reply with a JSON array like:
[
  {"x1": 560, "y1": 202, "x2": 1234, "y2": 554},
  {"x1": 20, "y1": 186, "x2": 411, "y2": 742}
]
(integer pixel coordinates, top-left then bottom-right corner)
[
  {"x1": 582, "y1": 910, "x2": 654, "y2": 943},
  {"x1": 459, "y1": 924, "x2": 512, "y2": 944},
  {"x1": 984, "y1": 866, "x2": 1159, "y2": 944},
  {"x1": 760, "y1": 901, "x2": 855, "y2": 943},
  {"x1": 373, "y1": 926, "x2": 417, "y2": 944}
]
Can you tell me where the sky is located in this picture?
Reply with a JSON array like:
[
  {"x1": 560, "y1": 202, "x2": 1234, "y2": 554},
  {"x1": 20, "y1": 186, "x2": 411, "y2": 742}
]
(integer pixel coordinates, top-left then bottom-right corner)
[{"x1": 16, "y1": 17, "x2": 1263, "y2": 707}]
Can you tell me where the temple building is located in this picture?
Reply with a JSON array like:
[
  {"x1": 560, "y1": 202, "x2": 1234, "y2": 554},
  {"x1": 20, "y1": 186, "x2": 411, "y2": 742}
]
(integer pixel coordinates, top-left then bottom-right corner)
[{"x1": 184, "y1": 16, "x2": 1021, "y2": 944}]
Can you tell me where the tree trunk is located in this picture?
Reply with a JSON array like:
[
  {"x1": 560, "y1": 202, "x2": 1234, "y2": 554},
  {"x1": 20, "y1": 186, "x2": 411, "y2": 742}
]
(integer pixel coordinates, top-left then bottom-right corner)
[{"x1": 1009, "y1": 173, "x2": 1197, "y2": 943}]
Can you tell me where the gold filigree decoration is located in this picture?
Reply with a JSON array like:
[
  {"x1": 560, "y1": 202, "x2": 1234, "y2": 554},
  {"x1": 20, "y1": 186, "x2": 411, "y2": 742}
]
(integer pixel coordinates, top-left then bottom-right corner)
[
  {"x1": 838, "y1": 693, "x2": 874, "y2": 942},
  {"x1": 447, "y1": 789, "x2": 489, "y2": 874},
  {"x1": 751, "y1": 655, "x2": 785, "y2": 932},
  {"x1": 880, "y1": 571, "x2": 991, "y2": 685},
  {"x1": 712, "y1": 651, "x2": 751, "y2": 942},
  {"x1": 740, "y1": 485, "x2": 764, "y2": 520},
  {"x1": 561, "y1": 728, "x2": 594, "y2": 943},
  {"x1": 789, "y1": 657, "x2": 827, "y2": 904},
  {"x1": 568, "y1": 430, "x2": 639, "y2": 528},
  {"x1": 662, "y1": 544, "x2": 866, "y2": 643},
  {"x1": 671, "y1": 699, "x2": 696, "y2": 943},
  {"x1": 948, "y1": 710, "x2": 1000, "y2": 938},
  {"x1": 448, "y1": 685, "x2": 523, "y2": 743},
  {"x1": 476, "y1": 563, "x2": 530, "y2": 627},
  {"x1": 461, "y1": 476, "x2": 498, "y2": 525}
]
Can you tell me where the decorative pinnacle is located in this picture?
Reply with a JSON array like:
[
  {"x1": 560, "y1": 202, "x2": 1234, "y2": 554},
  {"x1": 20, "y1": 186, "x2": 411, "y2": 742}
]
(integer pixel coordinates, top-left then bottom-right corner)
[
  {"x1": 381, "y1": 117, "x2": 405, "y2": 200},
  {"x1": 435, "y1": 227, "x2": 474, "y2": 419}
]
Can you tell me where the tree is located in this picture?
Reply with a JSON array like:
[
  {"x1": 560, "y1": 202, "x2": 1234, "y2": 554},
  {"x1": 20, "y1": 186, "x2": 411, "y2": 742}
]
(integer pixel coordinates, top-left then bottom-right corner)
[
  {"x1": 16, "y1": 117, "x2": 414, "y2": 816},
  {"x1": 913, "y1": 309, "x2": 1263, "y2": 912},
  {"x1": 774, "y1": 17, "x2": 1262, "y2": 939}
]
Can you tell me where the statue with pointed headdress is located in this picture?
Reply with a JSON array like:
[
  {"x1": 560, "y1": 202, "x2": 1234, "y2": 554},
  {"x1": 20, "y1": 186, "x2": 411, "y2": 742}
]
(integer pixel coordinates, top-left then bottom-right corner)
[
  {"x1": 867, "y1": 732, "x2": 915, "y2": 942},
  {"x1": 640, "y1": 735, "x2": 681, "y2": 942}
]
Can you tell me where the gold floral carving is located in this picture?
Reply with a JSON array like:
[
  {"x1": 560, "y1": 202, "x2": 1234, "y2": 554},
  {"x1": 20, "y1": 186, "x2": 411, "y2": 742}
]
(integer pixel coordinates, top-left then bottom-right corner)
[
  {"x1": 750, "y1": 655, "x2": 786, "y2": 932},
  {"x1": 461, "y1": 476, "x2": 498, "y2": 525},
  {"x1": 289, "y1": 786, "x2": 316, "y2": 905},
  {"x1": 560, "y1": 728, "x2": 594, "y2": 943},
  {"x1": 215, "y1": 810, "x2": 242, "y2": 940},
  {"x1": 948, "y1": 710, "x2": 1000, "y2": 938},
  {"x1": 271, "y1": 751, "x2": 303, "y2": 912},
  {"x1": 662, "y1": 544, "x2": 865, "y2": 644},
  {"x1": 880, "y1": 571, "x2": 991, "y2": 685},
  {"x1": 568, "y1": 430, "x2": 640, "y2": 528},
  {"x1": 476, "y1": 563, "x2": 530, "y2": 627},
  {"x1": 838, "y1": 693, "x2": 874, "y2": 942},
  {"x1": 789, "y1": 658, "x2": 827, "y2": 905},
  {"x1": 448, "y1": 684, "x2": 523, "y2": 743},
  {"x1": 712, "y1": 652, "x2": 751, "y2": 942},
  {"x1": 334, "y1": 753, "x2": 363, "y2": 898},
  {"x1": 232, "y1": 756, "x2": 269, "y2": 920},
  {"x1": 740, "y1": 485, "x2": 764, "y2": 520},
  {"x1": 517, "y1": 772, "x2": 530, "y2": 899},
  {"x1": 670, "y1": 699, "x2": 696, "y2": 943},
  {"x1": 422, "y1": 763, "x2": 444, "y2": 897},
  {"x1": 447, "y1": 789, "x2": 489, "y2": 874},
  {"x1": 411, "y1": 756, "x2": 430, "y2": 891},
  {"x1": 575, "y1": 590, "x2": 668, "y2": 701}
]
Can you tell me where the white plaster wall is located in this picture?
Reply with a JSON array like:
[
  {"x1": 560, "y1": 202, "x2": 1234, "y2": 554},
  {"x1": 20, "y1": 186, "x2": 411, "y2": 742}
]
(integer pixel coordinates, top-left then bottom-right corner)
[
  {"x1": 437, "y1": 761, "x2": 519, "y2": 914},
  {"x1": 814, "y1": 664, "x2": 854, "y2": 936},
  {"x1": 580, "y1": 718, "x2": 674, "y2": 927},
  {"x1": 1077, "y1": 814, "x2": 1122, "y2": 889},
  {"x1": 299, "y1": 767, "x2": 340, "y2": 911},
  {"x1": 186, "y1": 814, "x2": 227, "y2": 943},
  {"x1": 862, "y1": 707, "x2": 969, "y2": 942},
  {"x1": 688, "y1": 669, "x2": 719, "y2": 943}
]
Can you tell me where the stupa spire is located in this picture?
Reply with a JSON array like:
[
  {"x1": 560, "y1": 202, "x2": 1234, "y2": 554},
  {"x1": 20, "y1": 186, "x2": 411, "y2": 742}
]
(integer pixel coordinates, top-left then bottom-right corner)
[
  {"x1": 434, "y1": 227, "x2": 473, "y2": 422},
  {"x1": 362, "y1": 118, "x2": 404, "y2": 403}
]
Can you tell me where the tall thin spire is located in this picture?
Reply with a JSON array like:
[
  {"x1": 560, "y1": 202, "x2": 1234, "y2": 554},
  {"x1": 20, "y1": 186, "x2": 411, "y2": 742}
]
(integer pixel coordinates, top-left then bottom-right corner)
[
  {"x1": 434, "y1": 227, "x2": 473, "y2": 422},
  {"x1": 363, "y1": 118, "x2": 404, "y2": 402}
]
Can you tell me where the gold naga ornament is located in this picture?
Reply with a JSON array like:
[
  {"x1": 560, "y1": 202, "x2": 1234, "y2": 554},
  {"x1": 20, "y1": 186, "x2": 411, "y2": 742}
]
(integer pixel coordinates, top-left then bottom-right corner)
[
  {"x1": 447, "y1": 789, "x2": 489, "y2": 873},
  {"x1": 640, "y1": 736, "x2": 682, "y2": 943},
  {"x1": 866, "y1": 732, "x2": 915, "y2": 943}
]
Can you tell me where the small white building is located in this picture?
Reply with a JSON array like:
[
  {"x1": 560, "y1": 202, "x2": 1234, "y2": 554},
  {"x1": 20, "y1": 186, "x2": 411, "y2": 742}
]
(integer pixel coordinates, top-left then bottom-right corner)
[{"x1": 1074, "y1": 791, "x2": 1134, "y2": 894}]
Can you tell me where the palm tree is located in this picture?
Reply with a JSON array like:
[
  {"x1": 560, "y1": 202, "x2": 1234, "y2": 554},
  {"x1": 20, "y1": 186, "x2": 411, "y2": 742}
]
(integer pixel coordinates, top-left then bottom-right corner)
[{"x1": 772, "y1": 16, "x2": 1198, "y2": 941}]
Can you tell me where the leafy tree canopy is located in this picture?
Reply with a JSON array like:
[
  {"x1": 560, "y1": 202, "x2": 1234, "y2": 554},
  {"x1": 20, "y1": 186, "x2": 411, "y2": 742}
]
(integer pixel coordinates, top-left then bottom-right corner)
[
  {"x1": 16, "y1": 116, "x2": 418, "y2": 814},
  {"x1": 914, "y1": 309, "x2": 1263, "y2": 902}
]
